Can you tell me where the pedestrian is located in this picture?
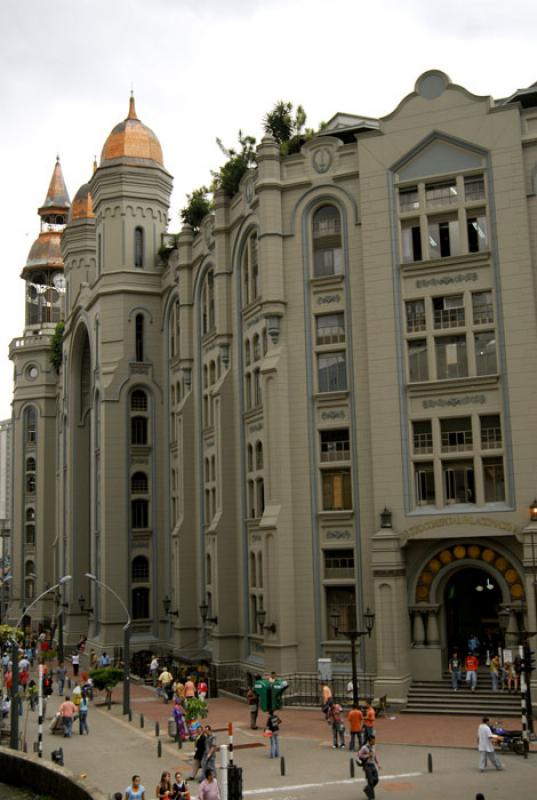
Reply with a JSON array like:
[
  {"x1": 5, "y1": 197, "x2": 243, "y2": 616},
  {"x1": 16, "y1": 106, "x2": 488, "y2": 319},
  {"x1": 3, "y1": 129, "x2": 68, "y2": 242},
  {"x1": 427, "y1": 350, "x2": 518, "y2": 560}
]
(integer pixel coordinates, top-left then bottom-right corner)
[
  {"x1": 465, "y1": 652, "x2": 479, "y2": 691},
  {"x1": 172, "y1": 771, "x2": 189, "y2": 800},
  {"x1": 328, "y1": 701, "x2": 345, "y2": 748},
  {"x1": 71, "y1": 650, "x2": 80, "y2": 677},
  {"x1": 362, "y1": 700, "x2": 376, "y2": 744},
  {"x1": 490, "y1": 654, "x2": 501, "y2": 692},
  {"x1": 198, "y1": 768, "x2": 220, "y2": 800},
  {"x1": 57, "y1": 661, "x2": 67, "y2": 696},
  {"x1": 155, "y1": 771, "x2": 172, "y2": 800},
  {"x1": 202, "y1": 724, "x2": 217, "y2": 776},
  {"x1": 89, "y1": 650, "x2": 98, "y2": 669},
  {"x1": 172, "y1": 700, "x2": 187, "y2": 741},
  {"x1": 478, "y1": 716, "x2": 503, "y2": 772},
  {"x1": 72, "y1": 681, "x2": 82, "y2": 709},
  {"x1": 150, "y1": 655, "x2": 159, "y2": 686},
  {"x1": 99, "y1": 651, "x2": 111, "y2": 667},
  {"x1": 58, "y1": 695, "x2": 77, "y2": 738},
  {"x1": 124, "y1": 775, "x2": 145, "y2": 800},
  {"x1": 265, "y1": 709, "x2": 282, "y2": 758},
  {"x1": 321, "y1": 682, "x2": 333, "y2": 718},
  {"x1": 189, "y1": 726, "x2": 207, "y2": 781},
  {"x1": 184, "y1": 675, "x2": 196, "y2": 699},
  {"x1": 468, "y1": 634, "x2": 480, "y2": 655},
  {"x1": 358, "y1": 740, "x2": 380, "y2": 799},
  {"x1": 158, "y1": 667, "x2": 173, "y2": 703},
  {"x1": 79, "y1": 691, "x2": 89, "y2": 735},
  {"x1": 27, "y1": 680, "x2": 38, "y2": 711},
  {"x1": 198, "y1": 678, "x2": 208, "y2": 701},
  {"x1": 348, "y1": 703, "x2": 364, "y2": 751},
  {"x1": 448, "y1": 650, "x2": 462, "y2": 691},
  {"x1": 246, "y1": 683, "x2": 259, "y2": 729},
  {"x1": 346, "y1": 678, "x2": 358, "y2": 703}
]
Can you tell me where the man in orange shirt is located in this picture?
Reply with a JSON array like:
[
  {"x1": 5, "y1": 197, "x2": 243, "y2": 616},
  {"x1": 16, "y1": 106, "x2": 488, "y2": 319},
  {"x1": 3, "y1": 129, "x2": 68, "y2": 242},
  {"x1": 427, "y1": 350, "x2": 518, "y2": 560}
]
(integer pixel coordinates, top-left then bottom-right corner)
[
  {"x1": 347, "y1": 703, "x2": 364, "y2": 751},
  {"x1": 59, "y1": 695, "x2": 77, "y2": 738},
  {"x1": 363, "y1": 701, "x2": 376, "y2": 744},
  {"x1": 184, "y1": 677, "x2": 196, "y2": 699},
  {"x1": 465, "y1": 653, "x2": 479, "y2": 691}
]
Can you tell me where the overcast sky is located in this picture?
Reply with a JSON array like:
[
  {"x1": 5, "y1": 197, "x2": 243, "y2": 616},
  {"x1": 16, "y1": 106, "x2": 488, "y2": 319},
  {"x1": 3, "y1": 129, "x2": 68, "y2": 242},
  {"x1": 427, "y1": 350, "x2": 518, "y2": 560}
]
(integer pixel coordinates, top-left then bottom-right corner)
[{"x1": 0, "y1": 0, "x2": 536, "y2": 419}]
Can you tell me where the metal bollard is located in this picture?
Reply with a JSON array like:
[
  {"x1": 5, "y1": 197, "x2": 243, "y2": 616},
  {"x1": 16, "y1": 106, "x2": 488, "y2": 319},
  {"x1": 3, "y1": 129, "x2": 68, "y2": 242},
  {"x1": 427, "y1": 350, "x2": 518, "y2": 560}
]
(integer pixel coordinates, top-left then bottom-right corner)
[
  {"x1": 427, "y1": 753, "x2": 433, "y2": 773},
  {"x1": 155, "y1": 721, "x2": 160, "y2": 737},
  {"x1": 128, "y1": 709, "x2": 132, "y2": 722},
  {"x1": 140, "y1": 714, "x2": 144, "y2": 729},
  {"x1": 350, "y1": 757, "x2": 355, "y2": 778},
  {"x1": 280, "y1": 756, "x2": 286, "y2": 776},
  {"x1": 157, "y1": 739, "x2": 162, "y2": 758}
]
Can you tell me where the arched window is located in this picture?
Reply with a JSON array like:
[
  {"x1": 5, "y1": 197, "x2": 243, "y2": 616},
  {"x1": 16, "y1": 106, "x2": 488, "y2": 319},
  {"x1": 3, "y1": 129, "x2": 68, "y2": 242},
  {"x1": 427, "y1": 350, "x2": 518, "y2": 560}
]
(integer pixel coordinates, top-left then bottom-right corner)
[
  {"x1": 253, "y1": 334, "x2": 260, "y2": 361},
  {"x1": 206, "y1": 553, "x2": 212, "y2": 585},
  {"x1": 203, "y1": 365, "x2": 208, "y2": 389},
  {"x1": 132, "y1": 587, "x2": 149, "y2": 619},
  {"x1": 132, "y1": 555, "x2": 149, "y2": 582},
  {"x1": 245, "y1": 340, "x2": 251, "y2": 366},
  {"x1": 254, "y1": 368, "x2": 262, "y2": 406},
  {"x1": 24, "y1": 406, "x2": 37, "y2": 444},
  {"x1": 135, "y1": 314, "x2": 144, "y2": 362},
  {"x1": 210, "y1": 361, "x2": 216, "y2": 385},
  {"x1": 242, "y1": 232, "x2": 259, "y2": 307},
  {"x1": 201, "y1": 269, "x2": 215, "y2": 335},
  {"x1": 255, "y1": 441, "x2": 263, "y2": 470},
  {"x1": 250, "y1": 552, "x2": 256, "y2": 587},
  {"x1": 211, "y1": 455, "x2": 216, "y2": 481},
  {"x1": 134, "y1": 227, "x2": 144, "y2": 268},
  {"x1": 247, "y1": 444, "x2": 253, "y2": 472},
  {"x1": 248, "y1": 480, "x2": 255, "y2": 518},
  {"x1": 131, "y1": 472, "x2": 148, "y2": 493},
  {"x1": 257, "y1": 552, "x2": 263, "y2": 588},
  {"x1": 131, "y1": 417, "x2": 148, "y2": 445},
  {"x1": 256, "y1": 478, "x2": 265, "y2": 516},
  {"x1": 132, "y1": 499, "x2": 149, "y2": 528},
  {"x1": 25, "y1": 560, "x2": 35, "y2": 598},
  {"x1": 313, "y1": 205, "x2": 343, "y2": 277},
  {"x1": 205, "y1": 458, "x2": 210, "y2": 481},
  {"x1": 131, "y1": 390, "x2": 148, "y2": 412},
  {"x1": 25, "y1": 508, "x2": 35, "y2": 545}
]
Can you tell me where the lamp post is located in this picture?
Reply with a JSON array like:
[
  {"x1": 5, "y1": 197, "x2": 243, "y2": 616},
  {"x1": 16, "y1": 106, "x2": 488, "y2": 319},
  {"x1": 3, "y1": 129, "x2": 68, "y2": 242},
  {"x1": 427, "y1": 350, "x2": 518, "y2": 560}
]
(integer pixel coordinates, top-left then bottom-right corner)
[
  {"x1": 163, "y1": 595, "x2": 179, "y2": 618},
  {"x1": 199, "y1": 599, "x2": 218, "y2": 625},
  {"x1": 330, "y1": 606, "x2": 375, "y2": 707},
  {"x1": 256, "y1": 608, "x2": 276, "y2": 634},
  {"x1": 9, "y1": 575, "x2": 72, "y2": 750},
  {"x1": 85, "y1": 573, "x2": 131, "y2": 715}
]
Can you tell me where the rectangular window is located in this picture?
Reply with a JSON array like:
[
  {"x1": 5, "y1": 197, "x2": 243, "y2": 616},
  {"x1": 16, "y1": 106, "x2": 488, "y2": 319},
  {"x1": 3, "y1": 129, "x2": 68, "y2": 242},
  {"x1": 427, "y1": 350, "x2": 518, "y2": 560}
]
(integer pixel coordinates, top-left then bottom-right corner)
[
  {"x1": 320, "y1": 429, "x2": 350, "y2": 462},
  {"x1": 321, "y1": 469, "x2": 352, "y2": 511},
  {"x1": 464, "y1": 175, "x2": 485, "y2": 202},
  {"x1": 412, "y1": 420, "x2": 433, "y2": 454},
  {"x1": 318, "y1": 353, "x2": 347, "y2": 393},
  {"x1": 443, "y1": 459, "x2": 475, "y2": 504},
  {"x1": 408, "y1": 339, "x2": 429, "y2": 382},
  {"x1": 399, "y1": 187, "x2": 419, "y2": 211},
  {"x1": 314, "y1": 247, "x2": 343, "y2": 277},
  {"x1": 433, "y1": 294, "x2": 465, "y2": 329},
  {"x1": 324, "y1": 549, "x2": 355, "y2": 579},
  {"x1": 472, "y1": 291, "x2": 494, "y2": 325},
  {"x1": 402, "y1": 223, "x2": 422, "y2": 262},
  {"x1": 415, "y1": 462, "x2": 435, "y2": 505},
  {"x1": 483, "y1": 457, "x2": 505, "y2": 502},
  {"x1": 326, "y1": 587, "x2": 356, "y2": 638},
  {"x1": 435, "y1": 335, "x2": 468, "y2": 379},
  {"x1": 480, "y1": 414, "x2": 502, "y2": 449},
  {"x1": 467, "y1": 213, "x2": 488, "y2": 253},
  {"x1": 474, "y1": 331, "x2": 497, "y2": 375},
  {"x1": 316, "y1": 313, "x2": 345, "y2": 345},
  {"x1": 131, "y1": 417, "x2": 148, "y2": 445},
  {"x1": 440, "y1": 417, "x2": 472, "y2": 452},
  {"x1": 406, "y1": 300, "x2": 426, "y2": 333},
  {"x1": 426, "y1": 180, "x2": 458, "y2": 208},
  {"x1": 428, "y1": 219, "x2": 460, "y2": 259}
]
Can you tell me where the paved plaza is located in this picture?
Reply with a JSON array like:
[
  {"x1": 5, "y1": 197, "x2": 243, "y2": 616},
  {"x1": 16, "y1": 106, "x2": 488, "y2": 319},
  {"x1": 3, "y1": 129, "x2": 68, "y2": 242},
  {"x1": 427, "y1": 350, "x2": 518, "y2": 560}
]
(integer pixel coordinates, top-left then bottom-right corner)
[{"x1": 6, "y1": 678, "x2": 535, "y2": 800}]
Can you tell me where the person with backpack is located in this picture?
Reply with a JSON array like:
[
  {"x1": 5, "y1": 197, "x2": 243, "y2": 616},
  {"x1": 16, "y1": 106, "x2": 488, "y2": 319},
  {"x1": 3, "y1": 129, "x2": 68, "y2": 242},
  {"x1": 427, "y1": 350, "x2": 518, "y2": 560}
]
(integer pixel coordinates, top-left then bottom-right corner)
[
  {"x1": 357, "y1": 736, "x2": 380, "y2": 798},
  {"x1": 265, "y1": 709, "x2": 282, "y2": 758}
]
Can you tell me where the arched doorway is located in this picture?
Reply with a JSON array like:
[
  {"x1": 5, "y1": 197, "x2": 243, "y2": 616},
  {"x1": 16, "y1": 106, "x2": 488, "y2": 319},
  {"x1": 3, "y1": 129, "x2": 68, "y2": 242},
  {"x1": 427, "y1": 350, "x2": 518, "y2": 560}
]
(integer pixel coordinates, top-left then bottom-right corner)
[{"x1": 445, "y1": 567, "x2": 502, "y2": 657}]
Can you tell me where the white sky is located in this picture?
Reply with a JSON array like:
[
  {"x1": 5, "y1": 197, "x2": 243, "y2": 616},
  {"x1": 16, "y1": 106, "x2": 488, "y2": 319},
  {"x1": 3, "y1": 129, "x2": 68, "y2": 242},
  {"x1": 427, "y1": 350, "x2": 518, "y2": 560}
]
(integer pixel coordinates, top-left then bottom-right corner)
[{"x1": 0, "y1": 0, "x2": 536, "y2": 419}]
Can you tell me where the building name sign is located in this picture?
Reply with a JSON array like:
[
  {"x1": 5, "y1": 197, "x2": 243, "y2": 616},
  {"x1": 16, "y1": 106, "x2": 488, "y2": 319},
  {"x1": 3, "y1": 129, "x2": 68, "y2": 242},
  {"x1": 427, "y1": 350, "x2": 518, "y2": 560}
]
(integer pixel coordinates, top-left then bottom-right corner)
[
  {"x1": 321, "y1": 410, "x2": 346, "y2": 420},
  {"x1": 422, "y1": 394, "x2": 486, "y2": 409},
  {"x1": 405, "y1": 515, "x2": 520, "y2": 538},
  {"x1": 326, "y1": 529, "x2": 352, "y2": 540},
  {"x1": 317, "y1": 294, "x2": 341, "y2": 305},
  {"x1": 416, "y1": 272, "x2": 478, "y2": 289}
]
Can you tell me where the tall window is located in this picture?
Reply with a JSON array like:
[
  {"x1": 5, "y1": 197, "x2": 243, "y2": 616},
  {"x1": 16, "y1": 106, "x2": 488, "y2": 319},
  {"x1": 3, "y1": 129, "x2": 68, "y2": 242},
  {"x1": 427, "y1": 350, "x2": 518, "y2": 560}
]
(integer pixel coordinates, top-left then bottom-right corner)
[
  {"x1": 132, "y1": 556, "x2": 149, "y2": 582},
  {"x1": 132, "y1": 499, "x2": 149, "y2": 528},
  {"x1": 131, "y1": 417, "x2": 148, "y2": 445},
  {"x1": 326, "y1": 587, "x2": 356, "y2": 639},
  {"x1": 322, "y1": 469, "x2": 352, "y2": 510},
  {"x1": 25, "y1": 507, "x2": 36, "y2": 545},
  {"x1": 435, "y1": 335, "x2": 468, "y2": 379},
  {"x1": 318, "y1": 353, "x2": 347, "y2": 392},
  {"x1": 316, "y1": 313, "x2": 345, "y2": 345},
  {"x1": 201, "y1": 269, "x2": 215, "y2": 334},
  {"x1": 24, "y1": 406, "x2": 37, "y2": 444},
  {"x1": 132, "y1": 587, "x2": 149, "y2": 619},
  {"x1": 25, "y1": 457, "x2": 36, "y2": 494},
  {"x1": 135, "y1": 314, "x2": 144, "y2": 362},
  {"x1": 242, "y1": 232, "x2": 259, "y2": 306},
  {"x1": 134, "y1": 227, "x2": 144, "y2": 268},
  {"x1": 131, "y1": 471, "x2": 148, "y2": 493},
  {"x1": 131, "y1": 390, "x2": 148, "y2": 412},
  {"x1": 313, "y1": 205, "x2": 343, "y2": 277}
]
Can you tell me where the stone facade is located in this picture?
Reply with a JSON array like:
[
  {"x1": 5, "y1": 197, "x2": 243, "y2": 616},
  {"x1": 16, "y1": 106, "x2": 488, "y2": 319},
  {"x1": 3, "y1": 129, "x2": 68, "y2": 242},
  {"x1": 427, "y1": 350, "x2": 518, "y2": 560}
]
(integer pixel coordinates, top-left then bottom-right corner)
[{"x1": 8, "y1": 72, "x2": 537, "y2": 701}]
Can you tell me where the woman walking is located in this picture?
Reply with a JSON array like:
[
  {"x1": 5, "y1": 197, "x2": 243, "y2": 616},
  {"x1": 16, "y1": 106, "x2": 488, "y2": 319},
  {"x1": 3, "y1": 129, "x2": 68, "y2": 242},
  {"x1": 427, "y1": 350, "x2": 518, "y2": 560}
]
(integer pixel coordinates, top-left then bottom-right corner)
[
  {"x1": 79, "y1": 691, "x2": 89, "y2": 735},
  {"x1": 155, "y1": 771, "x2": 172, "y2": 800},
  {"x1": 265, "y1": 709, "x2": 282, "y2": 759}
]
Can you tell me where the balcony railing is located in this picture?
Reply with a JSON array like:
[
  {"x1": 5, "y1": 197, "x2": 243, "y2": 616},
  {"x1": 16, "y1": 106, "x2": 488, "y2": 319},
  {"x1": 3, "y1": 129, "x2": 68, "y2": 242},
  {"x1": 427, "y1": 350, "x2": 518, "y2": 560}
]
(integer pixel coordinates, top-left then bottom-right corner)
[
  {"x1": 321, "y1": 442, "x2": 350, "y2": 462},
  {"x1": 441, "y1": 431, "x2": 473, "y2": 452},
  {"x1": 481, "y1": 428, "x2": 502, "y2": 449}
]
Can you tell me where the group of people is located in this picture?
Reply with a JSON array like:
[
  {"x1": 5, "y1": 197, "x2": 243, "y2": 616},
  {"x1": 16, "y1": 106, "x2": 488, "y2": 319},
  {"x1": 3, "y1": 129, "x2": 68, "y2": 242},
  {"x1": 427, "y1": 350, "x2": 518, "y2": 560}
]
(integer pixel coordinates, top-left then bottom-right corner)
[
  {"x1": 150, "y1": 657, "x2": 208, "y2": 707},
  {"x1": 448, "y1": 649, "x2": 523, "y2": 692}
]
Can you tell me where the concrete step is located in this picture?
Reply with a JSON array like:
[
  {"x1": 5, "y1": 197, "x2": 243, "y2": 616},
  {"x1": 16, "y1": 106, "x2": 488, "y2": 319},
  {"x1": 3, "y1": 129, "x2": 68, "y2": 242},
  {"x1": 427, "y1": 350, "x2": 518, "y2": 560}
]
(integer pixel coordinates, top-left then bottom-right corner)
[{"x1": 403, "y1": 679, "x2": 522, "y2": 716}]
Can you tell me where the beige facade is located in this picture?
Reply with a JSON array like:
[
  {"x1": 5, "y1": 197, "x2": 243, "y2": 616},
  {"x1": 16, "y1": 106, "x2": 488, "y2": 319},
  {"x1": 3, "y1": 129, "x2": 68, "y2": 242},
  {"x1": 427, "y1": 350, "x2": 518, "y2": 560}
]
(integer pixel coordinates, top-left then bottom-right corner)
[{"x1": 8, "y1": 72, "x2": 537, "y2": 701}]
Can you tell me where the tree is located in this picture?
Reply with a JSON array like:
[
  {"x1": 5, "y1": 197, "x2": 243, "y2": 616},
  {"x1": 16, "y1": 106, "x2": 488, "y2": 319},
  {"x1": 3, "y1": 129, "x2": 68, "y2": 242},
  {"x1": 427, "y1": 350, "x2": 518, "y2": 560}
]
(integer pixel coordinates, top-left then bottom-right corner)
[
  {"x1": 49, "y1": 321, "x2": 65, "y2": 374},
  {"x1": 89, "y1": 667, "x2": 123, "y2": 706},
  {"x1": 263, "y1": 101, "x2": 308, "y2": 156},
  {"x1": 180, "y1": 187, "x2": 213, "y2": 234},
  {"x1": 212, "y1": 130, "x2": 256, "y2": 198},
  {"x1": 0, "y1": 624, "x2": 23, "y2": 647}
]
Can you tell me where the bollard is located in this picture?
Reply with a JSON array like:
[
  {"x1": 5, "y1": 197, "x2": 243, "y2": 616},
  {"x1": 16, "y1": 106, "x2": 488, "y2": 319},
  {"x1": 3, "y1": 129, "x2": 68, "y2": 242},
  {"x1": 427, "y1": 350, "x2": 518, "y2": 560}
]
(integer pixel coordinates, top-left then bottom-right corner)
[
  {"x1": 128, "y1": 709, "x2": 132, "y2": 722},
  {"x1": 350, "y1": 757, "x2": 355, "y2": 778},
  {"x1": 140, "y1": 714, "x2": 144, "y2": 729},
  {"x1": 157, "y1": 739, "x2": 162, "y2": 758},
  {"x1": 155, "y1": 721, "x2": 160, "y2": 737},
  {"x1": 427, "y1": 753, "x2": 433, "y2": 773},
  {"x1": 280, "y1": 756, "x2": 286, "y2": 776}
]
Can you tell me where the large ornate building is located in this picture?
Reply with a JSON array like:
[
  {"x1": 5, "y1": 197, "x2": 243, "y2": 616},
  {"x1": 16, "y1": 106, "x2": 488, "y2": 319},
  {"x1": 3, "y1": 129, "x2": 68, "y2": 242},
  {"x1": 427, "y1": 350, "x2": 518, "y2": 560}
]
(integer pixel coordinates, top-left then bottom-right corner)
[{"x1": 8, "y1": 71, "x2": 537, "y2": 701}]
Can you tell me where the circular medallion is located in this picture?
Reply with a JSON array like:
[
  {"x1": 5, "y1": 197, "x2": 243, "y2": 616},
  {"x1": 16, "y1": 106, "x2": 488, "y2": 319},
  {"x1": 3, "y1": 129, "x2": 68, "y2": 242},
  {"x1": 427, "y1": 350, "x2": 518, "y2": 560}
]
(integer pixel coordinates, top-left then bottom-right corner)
[
  {"x1": 429, "y1": 559, "x2": 441, "y2": 573},
  {"x1": 312, "y1": 147, "x2": 332, "y2": 174},
  {"x1": 453, "y1": 545, "x2": 466, "y2": 560},
  {"x1": 505, "y1": 568, "x2": 518, "y2": 584},
  {"x1": 26, "y1": 365, "x2": 39, "y2": 381},
  {"x1": 244, "y1": 176, "x2": 255, "y2": 205},
  {"x1": 511, "y1": 583, "x2": 524, "y2": 599},
  {"x1": 467, "y1": 545, "x2": 481, "y2": 559},
  {"x1": 481, "y1": 548, "x2": 495, "y2": 562},
  {"x1": 495, "y1": 557, "x2": 508, "y2": 572},
  {"x1": 439, "y1": 549, "x2": 452, "y2": 564}
]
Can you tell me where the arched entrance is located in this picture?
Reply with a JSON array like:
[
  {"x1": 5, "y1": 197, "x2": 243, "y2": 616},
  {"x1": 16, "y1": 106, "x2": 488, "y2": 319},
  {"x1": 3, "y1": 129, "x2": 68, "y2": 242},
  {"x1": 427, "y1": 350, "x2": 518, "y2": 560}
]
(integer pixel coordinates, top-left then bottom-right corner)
[{"x1": 444, "y1": 567, "x2": 502, "y2": 657}]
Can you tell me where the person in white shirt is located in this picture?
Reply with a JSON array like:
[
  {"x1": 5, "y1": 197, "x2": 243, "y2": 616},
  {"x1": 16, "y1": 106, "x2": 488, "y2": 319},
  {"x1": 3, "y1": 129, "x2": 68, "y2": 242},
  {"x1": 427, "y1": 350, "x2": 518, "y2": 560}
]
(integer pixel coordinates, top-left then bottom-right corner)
[{"x1": 477, "y1": 717, "x2": 503, "y2": 772}]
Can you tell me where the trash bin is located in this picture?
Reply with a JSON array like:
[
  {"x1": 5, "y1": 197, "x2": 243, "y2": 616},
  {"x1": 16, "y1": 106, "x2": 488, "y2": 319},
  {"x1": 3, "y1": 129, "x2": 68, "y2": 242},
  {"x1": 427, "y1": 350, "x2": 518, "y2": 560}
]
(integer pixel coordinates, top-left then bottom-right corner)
[{"x1": 168, "y1": 717, "x2": 176, "y2": 739}]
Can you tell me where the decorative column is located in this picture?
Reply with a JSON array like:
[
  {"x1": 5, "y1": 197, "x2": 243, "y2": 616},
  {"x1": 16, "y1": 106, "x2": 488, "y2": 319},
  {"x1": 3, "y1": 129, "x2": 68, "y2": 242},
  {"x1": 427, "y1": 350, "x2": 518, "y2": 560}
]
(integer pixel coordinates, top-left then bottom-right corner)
[{"x1": 411, "y1": 609, "x2": 426, "y2": 647}]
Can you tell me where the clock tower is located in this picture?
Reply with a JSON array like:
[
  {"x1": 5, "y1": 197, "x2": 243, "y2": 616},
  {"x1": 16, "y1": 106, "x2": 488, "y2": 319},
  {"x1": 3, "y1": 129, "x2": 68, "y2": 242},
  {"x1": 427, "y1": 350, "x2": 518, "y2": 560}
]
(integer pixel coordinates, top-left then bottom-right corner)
[{"x1": 7, "y1": 158, "x2": 70, "y2": 624}]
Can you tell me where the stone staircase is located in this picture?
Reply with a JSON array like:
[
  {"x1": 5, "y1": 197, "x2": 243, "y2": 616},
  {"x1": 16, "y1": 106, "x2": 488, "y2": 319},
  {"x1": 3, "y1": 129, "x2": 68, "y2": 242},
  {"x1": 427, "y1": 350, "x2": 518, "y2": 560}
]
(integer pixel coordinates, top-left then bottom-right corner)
[{"x1": 404, "y1": 675, "x2": 523, "y2": 716}]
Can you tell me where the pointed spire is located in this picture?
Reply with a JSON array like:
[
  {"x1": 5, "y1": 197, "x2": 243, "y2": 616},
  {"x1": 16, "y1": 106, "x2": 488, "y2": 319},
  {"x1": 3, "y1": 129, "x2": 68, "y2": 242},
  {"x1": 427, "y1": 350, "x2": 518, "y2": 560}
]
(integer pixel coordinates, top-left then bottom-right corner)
[
  {"x1": 127, "y1": 91, "x2": 138, "y2": 121},
  {"x1": 40, "y1": 156, "x2": 70, "y2": 212},
  {"x1": 93, "y1": 155, "x2": 98, "y2": 174}
]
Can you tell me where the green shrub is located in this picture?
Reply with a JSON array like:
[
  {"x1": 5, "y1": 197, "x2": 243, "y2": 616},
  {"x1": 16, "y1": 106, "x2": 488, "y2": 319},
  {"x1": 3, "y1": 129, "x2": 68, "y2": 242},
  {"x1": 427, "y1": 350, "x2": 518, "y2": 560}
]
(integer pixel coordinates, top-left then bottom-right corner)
[
  {"x1": 180, "y1": 187, "x2": 213, "y2": 234},
  {"x1": 49, "y1": 321, "x2": 65, "y2": 374}
]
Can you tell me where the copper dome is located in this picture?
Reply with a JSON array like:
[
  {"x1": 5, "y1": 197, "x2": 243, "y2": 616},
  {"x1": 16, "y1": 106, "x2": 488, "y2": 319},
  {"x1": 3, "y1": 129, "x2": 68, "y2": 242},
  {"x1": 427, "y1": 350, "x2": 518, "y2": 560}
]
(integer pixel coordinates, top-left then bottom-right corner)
[
  {"x1": 22, "y1": 231, "x2": 63, "y2": 278},
  {"x1": 100, "y1": 96, "x2": 163, "y2": 166},
  {"x1": 71, "y1": 182, "x2": 95, "y2": 221}
]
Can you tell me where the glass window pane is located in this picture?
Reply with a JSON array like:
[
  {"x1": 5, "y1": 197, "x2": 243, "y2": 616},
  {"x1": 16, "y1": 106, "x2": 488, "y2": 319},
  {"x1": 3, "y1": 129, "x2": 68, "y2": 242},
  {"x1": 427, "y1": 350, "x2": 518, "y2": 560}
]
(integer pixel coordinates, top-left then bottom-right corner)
[
  {"x1": 426, "y1": 180, "x2": 458, "y2": 208},
  {"x1": 406, "y1": 300, "x2": 426, "y2": 333},
  {"x1": 408, "y1": 339, "x2": 428, "y2": 382},
  {"x1": 318, "y1": 353, "x2": 347, "y2": 392},
  {"x1": 322, "y1": 469, "x2": 352, "y2": 510},
  {"x1": 415, "y1": 462, "x2": 435, "y2": 505},
  {"x1": 316, "y1": 313, "x2": 345, "y2": 344},
  {"x1": 464, "y1": 175, "x2": 485, "y2": 202},
  {"x1": 442, "y1": 460, "x2": 475, "y2": 504},
  {"x1": 475, "y1": 332, "x2": 497, "y2": 375},
  {"x1": 412, "y1": 420, "x2": 432, "y2": 454},
  {"x1": 480, "y1": 415, "x2": 502, "y2": 449},
  {"x1": 483, "y1": 457, "x2": 505, "y2": 502},
  {"x1": 435, "y1": 335, "x2": 468, "y2": 379},
  {"x1": 472, "y1": 291, "x2": 494, "y2": 324}
]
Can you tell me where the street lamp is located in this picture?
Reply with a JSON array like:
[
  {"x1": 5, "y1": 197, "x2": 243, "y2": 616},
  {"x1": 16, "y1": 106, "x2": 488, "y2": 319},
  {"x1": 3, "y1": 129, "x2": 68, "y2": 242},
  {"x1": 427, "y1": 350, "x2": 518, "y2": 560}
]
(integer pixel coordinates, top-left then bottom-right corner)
[
  {"x1": 0, "y1": 574, "x2": 12, "y2": 623},
  {"x1": 84, "y1": 573, "x2": 131, "y2": 715},
  {"x1": 163, "y1": 595, "x2": 179, "y2": 617},
  {"x1": 330, "y1": 606, "x2": 375, "y2": 707},
  {"x1": 256, "y1": 608, "x2": 276, "y2": 634},
  {"x1": 10, "y1": 575, "x2": 72, "y2": 751},
  {"x1": 199, "y1": 599, "x2": 218, "y2": 625}
]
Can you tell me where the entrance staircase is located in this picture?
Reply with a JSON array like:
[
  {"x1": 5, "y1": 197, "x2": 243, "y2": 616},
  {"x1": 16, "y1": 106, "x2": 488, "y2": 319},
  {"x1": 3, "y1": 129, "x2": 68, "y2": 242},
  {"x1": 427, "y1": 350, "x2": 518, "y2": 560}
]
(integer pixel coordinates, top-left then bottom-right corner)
[{"x1": 404, "y1": 672, "x2": 523, "y2": 717}]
